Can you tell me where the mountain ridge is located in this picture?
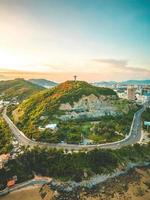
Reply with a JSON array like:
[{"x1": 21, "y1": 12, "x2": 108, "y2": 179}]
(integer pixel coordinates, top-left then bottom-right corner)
[
  {"x1": 0, "y1": 78, "x2": 44, "y2": 101},
  {"x1": 93, "y1": 79, "x2": 150, "y2": 86},
  {"x1": 29, "y1": 78, "x2": 58, "y2": 88}
]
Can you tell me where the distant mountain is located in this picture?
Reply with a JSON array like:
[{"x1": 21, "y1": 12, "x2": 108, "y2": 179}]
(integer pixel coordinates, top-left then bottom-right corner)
[
  {"x1": 0, "y1": 78, "x2": 44, "y2": 101},
  {"x1": 92, "y1": 81, "x2": 117, "y2": 87},
  {"x1": 29, "y1": 79, "x2": 58, "y2": 88},
  {"x1": 92, "y1": 80, "x2": 150, "y2": 87},
  {"x1": 119, "y1": 80, "x2": 150, "y2": 85}
]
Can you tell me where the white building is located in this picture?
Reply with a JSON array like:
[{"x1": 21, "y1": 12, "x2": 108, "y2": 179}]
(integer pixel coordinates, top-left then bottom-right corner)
[
  {"x1": 117, "y1": 92, "x2": 128, "y2": 99},
  {"x1": 39, "y1": 123, "x2": 57, "y2": 131},
  {"x1": 45, "y1": 124, "x2": 57, "y2": 130},
  {"x1": 136, "y1": 94, "x2": 150, "y2": 104}
]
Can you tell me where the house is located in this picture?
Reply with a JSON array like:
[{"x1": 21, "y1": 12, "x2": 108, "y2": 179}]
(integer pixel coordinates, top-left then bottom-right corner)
[
  {"x1": 7, "y1": 180, "x2": 15, "y2": 188},
  {"x1": 45, "y1": 124, "x2": 57, "y2": 130},
  {"x1": 39, "y1": 124, "x2": 57, "y2": 131},
  {"x1": 82, "y1": 138, "x2": 93, "y2": 145}
]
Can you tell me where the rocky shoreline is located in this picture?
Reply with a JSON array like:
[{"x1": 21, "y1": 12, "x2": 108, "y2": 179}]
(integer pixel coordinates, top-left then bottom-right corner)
[
  {"x1": 45, "y1": 164, "x2": 150, "y2": 200},
  {"x1": 1, "y1": 163, "x2": 150, "y2": 200},
  {"x1": 48, "y1": 162, "x2": 150, "y2": 191}
]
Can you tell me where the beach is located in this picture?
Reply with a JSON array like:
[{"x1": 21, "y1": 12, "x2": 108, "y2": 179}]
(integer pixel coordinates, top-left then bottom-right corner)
[{"x1": 0, "y1": 186, "x2": 42, "y2": 200}]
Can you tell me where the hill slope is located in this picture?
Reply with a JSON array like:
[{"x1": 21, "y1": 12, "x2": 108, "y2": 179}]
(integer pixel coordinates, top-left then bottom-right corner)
[
  {"x1": 13, "y1": 80, "x2": 117, "y2": 124},
  {"x1": 0, "y1": 78, "x2": 44, "y2": 101},
  {"x1": 29, "y1": 79, "x2": 58, "y2": 88},
  {"x1": 12, "y1": 81, "x2": 139, "y2": 142}
]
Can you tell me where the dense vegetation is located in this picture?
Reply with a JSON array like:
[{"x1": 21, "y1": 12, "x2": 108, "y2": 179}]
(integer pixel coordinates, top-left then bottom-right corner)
[
  {"x1": 0, "y1": 117, "x2": 13, "y2": 154},
  {"x1": 10, "y1": 80, "x2": 140, "y2": 143},
  {"x1": 0, "y1": 78, "x2": 44, "y2": 101},
  {"x1": 88, "y1": 107, "x2": 140, "y2": 143},
  {"x1": 12, "y1": 81, "x2": 118, "y2": 140},
  {"x1": 37, "y1": 106, "x2": 138, "y2": 144},
  {"x1": 12, "y1": 104, "x2": 139, "y2": 144},
  {"x1": 14, "y1": 80, "x2": 117, "y2": 120},
  {"x1": 142, "y1": 107, "x2": 150, "y2": 132},
  {"x1": 0, "y1": 143, "x2": 150, "y2": 190}
]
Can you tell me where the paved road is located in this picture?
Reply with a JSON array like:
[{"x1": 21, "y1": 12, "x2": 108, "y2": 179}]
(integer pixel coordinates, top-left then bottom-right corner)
[{"x1": 2, "y1": 103, "x2": 148, "y2": 150}]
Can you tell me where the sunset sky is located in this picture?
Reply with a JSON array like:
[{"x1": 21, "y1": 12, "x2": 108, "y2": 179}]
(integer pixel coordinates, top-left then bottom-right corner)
[{"x1": 0, "y1": 0, "x2": 150, "y2": 82}]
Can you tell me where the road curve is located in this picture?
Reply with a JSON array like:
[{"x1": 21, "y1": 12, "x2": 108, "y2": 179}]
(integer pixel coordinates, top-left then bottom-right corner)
[{"x1": 2, "y1": 103, "x2": 148, "y2": 151}]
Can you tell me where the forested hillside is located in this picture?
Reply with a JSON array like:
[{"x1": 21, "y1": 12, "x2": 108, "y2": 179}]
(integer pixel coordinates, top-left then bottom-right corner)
[
  {"x1": 0, "y1": 78, "x2": 44, "y2": 101},
  {"x1": 10, "y1": 81, "x2": 140, "y2": 143},
  {"x1": 0, "y1": 117, "x2": 13, "y2": 154}
]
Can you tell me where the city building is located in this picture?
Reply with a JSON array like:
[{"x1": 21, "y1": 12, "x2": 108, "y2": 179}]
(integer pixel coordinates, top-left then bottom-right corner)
[{"x1": 127, "y1": 86, "x2": 136, "y2": 100}]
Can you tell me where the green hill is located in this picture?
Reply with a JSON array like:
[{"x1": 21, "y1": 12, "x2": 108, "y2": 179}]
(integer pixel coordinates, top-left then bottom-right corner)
[
  {"x1": 0, "y1": 78, "x2": 44, "y2": 101},
  {"x1": 12, "y1": 81, "x2": 139, "y2": 143},
  {"x1": 29, "y1": 79, "x2": 58, "y2": 88},
  {"x1": 13, "y1": 80, "x2": 117, "y2": 122}
]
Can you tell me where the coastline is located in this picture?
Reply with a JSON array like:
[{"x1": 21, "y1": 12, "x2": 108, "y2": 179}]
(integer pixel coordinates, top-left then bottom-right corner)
[
  {"x1": 0, "y1": 186, "x2": 42, "y2": 200},
  {"x1": 1, "y1": 163, "x2": 150, "y2": 200},
  {"x1": 1, "y1": 161, "x2": 150, "y2": 197},
  {"x1": 49, "y1": 162, "x2": 150, "y2": 191}
]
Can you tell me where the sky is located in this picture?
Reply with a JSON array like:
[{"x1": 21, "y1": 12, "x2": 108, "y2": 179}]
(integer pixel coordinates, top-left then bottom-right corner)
[{"x1": 0, "y1": 0, "x2": 150, "y2": 82}]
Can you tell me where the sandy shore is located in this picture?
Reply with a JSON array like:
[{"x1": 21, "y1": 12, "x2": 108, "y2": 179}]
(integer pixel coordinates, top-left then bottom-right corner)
[{"x1": 0, "y1": 186, "x2": 42, "y2": 200}]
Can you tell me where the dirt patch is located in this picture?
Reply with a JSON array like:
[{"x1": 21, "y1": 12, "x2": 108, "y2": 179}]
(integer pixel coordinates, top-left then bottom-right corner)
[{"x1": 0, "y1": 186, "x2": 42, "y2": 200}]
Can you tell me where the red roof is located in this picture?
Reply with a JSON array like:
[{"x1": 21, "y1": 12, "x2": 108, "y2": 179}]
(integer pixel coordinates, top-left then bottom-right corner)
[{"x1": 7, "y1": 180, "x2": 15, "y2": 187}]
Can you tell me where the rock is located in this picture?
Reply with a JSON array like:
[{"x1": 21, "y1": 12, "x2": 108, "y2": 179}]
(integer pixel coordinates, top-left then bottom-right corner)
[
  {"x1": 58, "y1": 94, "x2": 118, "y2": 121},
  {"x1": 39, "y1": 184, "x2": 58, "y2": 200}
]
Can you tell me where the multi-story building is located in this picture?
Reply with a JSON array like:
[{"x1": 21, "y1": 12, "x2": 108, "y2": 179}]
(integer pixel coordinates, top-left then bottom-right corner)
[{"x1": 127, "y1": 86, "x2": 136, "y2": 100}]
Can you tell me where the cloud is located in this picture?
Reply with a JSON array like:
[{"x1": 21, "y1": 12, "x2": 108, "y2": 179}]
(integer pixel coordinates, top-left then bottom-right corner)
[
  {"x1": 91, "y1": 58, "x2": 150, "y2": 77},
  {"x1": 92, "y1": 58, "x2": 128, "y2": 68},
  {"x1": 0, "y1": 58, "x2": 150, "y2": 82}
]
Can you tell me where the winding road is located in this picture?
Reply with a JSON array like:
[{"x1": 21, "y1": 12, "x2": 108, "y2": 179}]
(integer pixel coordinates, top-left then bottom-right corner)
[
  {"x1": 2, "y1": 102, "x2": 148, "y2": 150},
  {"x1": 0, "y1": 102, "x2": 149, "y2": 196}
]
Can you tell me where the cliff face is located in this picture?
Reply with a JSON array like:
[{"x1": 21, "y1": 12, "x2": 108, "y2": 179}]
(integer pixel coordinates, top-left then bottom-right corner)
[{"x1": 58, "y1": 94, "x2": 118, "y2": 121}]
